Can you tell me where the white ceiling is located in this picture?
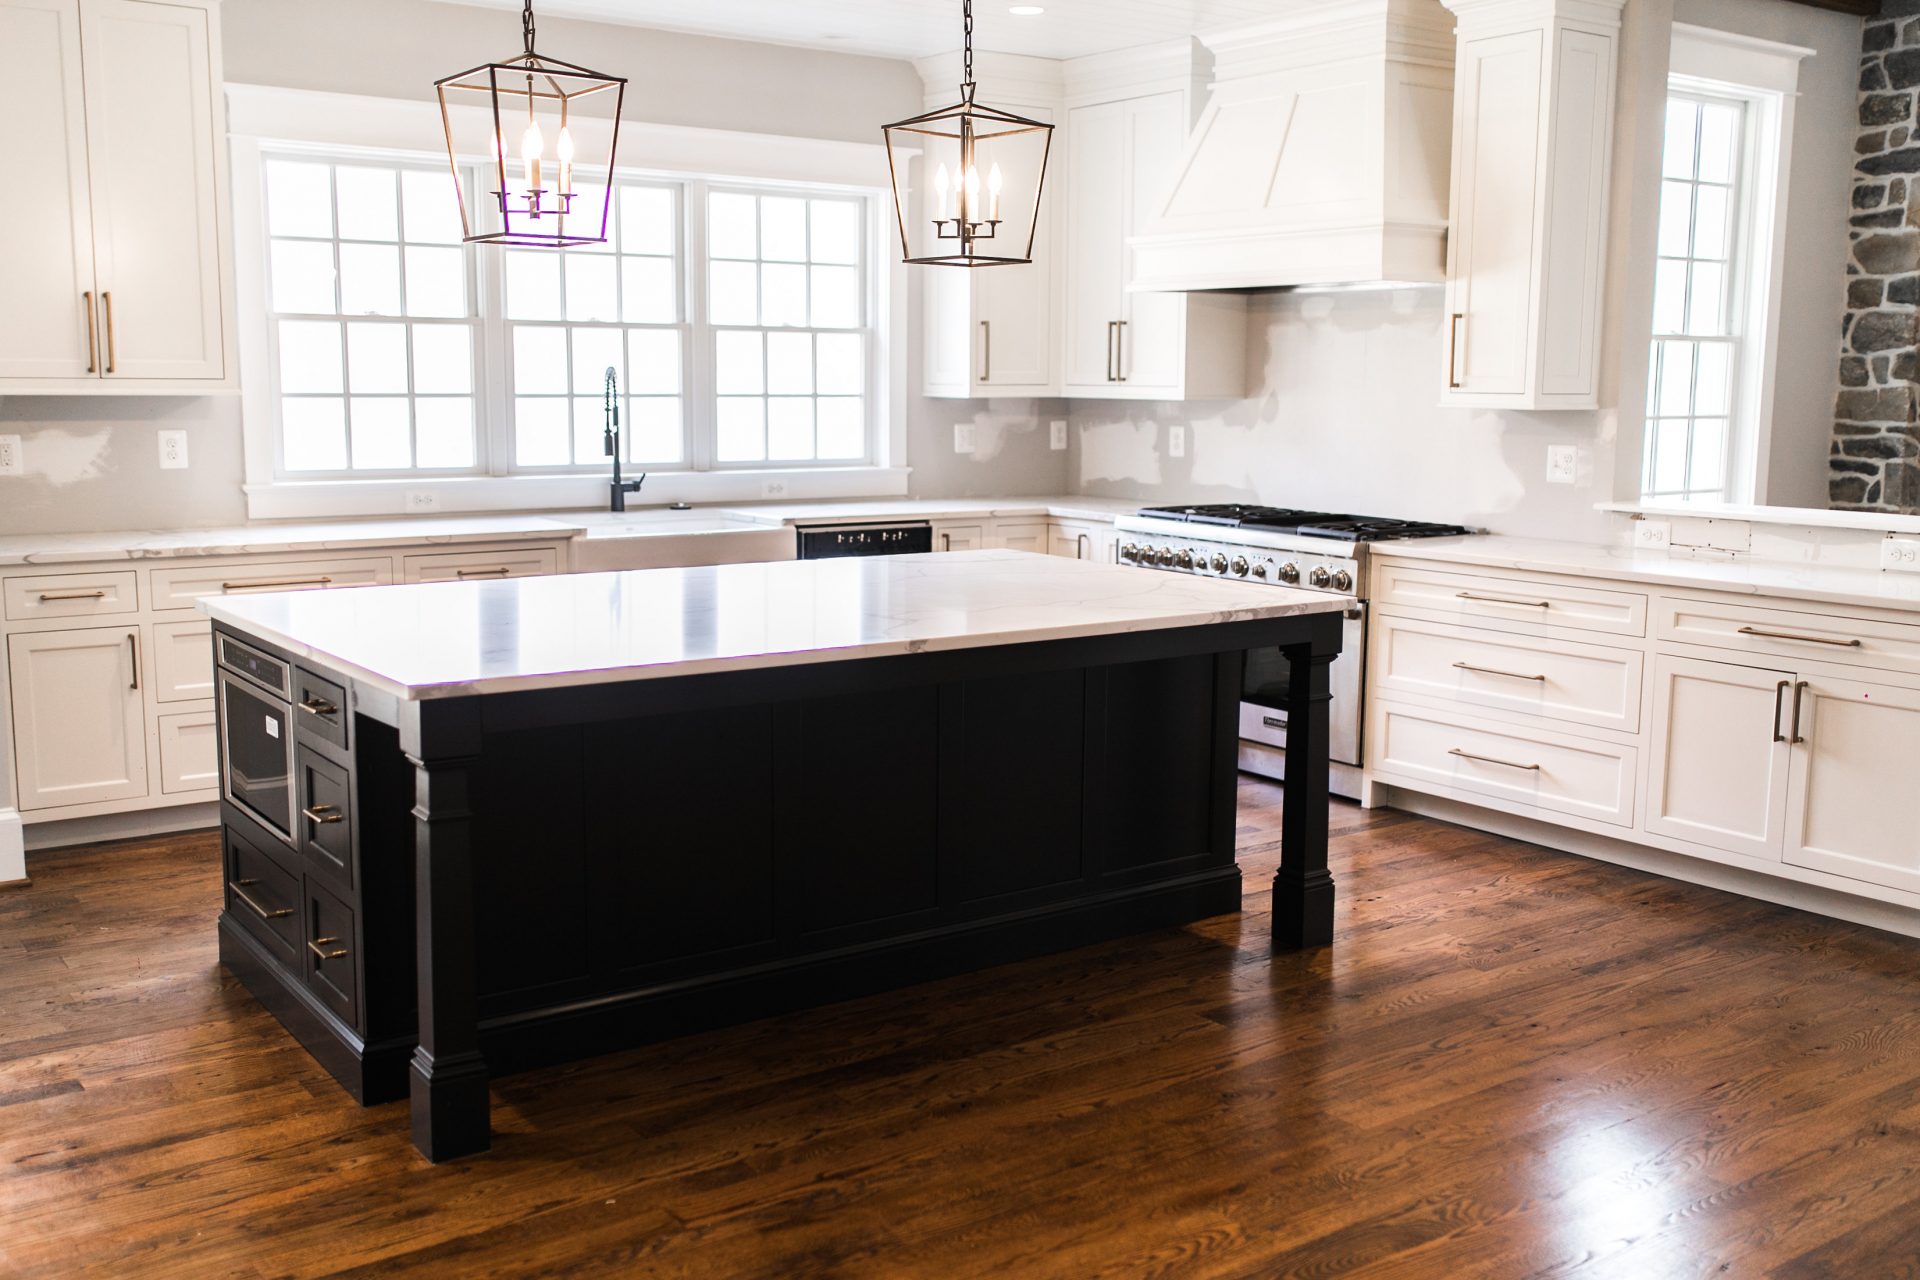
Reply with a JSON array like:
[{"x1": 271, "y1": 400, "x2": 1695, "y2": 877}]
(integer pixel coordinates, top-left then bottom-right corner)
[{"x1": 455, "y1": 0, "x2": 1282, "y2": 61}]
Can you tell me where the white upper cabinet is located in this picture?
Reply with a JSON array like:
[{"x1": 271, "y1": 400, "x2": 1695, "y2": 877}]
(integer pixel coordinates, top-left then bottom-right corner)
[
  {"x1": 0, "y1": 0, "x2": 234, "y2": 393},
  {"x1": 1440, "y1": 0, "x2": 1622, "y2": 410}
]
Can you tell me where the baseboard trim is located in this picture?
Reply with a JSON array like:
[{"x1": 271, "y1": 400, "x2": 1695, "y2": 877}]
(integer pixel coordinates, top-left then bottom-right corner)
[
  {"x1": 24, "y1": 802, "x2": 220, "y2": 854},
  {"x1": 1382, "y1": 787, "x2": 1920, "y2": 941}
]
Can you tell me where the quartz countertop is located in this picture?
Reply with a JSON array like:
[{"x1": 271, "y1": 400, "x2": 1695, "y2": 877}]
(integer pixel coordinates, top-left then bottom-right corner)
[
  {"x1": 0, "y1": 497, "x2": 1138, "y2": 567},
  {"x1": 198, "y1": 549, "x2": 1346, "y2": 700},
  {"x1": 1374, "y1": 535, "x2": 1920, "y2": 613}
]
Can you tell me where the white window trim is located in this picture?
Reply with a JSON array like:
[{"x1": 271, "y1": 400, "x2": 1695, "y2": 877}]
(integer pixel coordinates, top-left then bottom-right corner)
[
  {"x1": 1649, "y1": 24, "x2": 1812, "y2": 507},
  {"x1": 227, "y1": 84, "x2": 912, "y2": 520}
]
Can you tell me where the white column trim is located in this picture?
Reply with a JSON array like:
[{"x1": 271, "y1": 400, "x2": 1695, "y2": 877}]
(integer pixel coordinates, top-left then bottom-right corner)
[{"x1": 0, "y1": 808, "x2": 24, "y2": 884}]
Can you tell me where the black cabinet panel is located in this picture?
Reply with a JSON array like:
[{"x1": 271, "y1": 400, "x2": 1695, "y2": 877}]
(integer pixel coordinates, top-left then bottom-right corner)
[
  {"x1": 1104, "y1": 656, "x2": 1217, "y2": 871},
  {"x1": 949, "y1": 669, "x2": 1086, "y2": 902},
  {"x1": 471, "y1": 727, "x2": 588, "y2": 1001},
  {"x1": 225, "y1": 823, "x2": 301, "y2": 964},
  {"x1": 298, "y1": 746, "x2": 354, "y2": 891},
  {"x1": 304, "y1": 881, "x2": 359, "y2": 1027}
]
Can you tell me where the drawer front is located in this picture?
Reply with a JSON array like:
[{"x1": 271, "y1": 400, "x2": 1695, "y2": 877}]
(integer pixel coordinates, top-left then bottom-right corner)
[
  {"x1": 4, "y1": 571, "x2": 139, "y2": 622},
  {"x1": 1374, "y1": 563, "x2": 1647, "y2": 637},
  {"x1": 1656, "y1": 596, "x2": 1920, "y2": 679},
  {"x1": 150, "y1": 557, "x2": 394, "y2": 612},
  {"x1": 1372, "y1": 615, "x2": 1643, "y2": 733},
  {"x1": 226, "y1": 824, "x2": 302, "y2": 963},
  {"x1": 1369, "y1": 701, "x2": 1637, "y2": 827},
  {"x1": 153, "y1": 620, "x2": 215, "y2": 703},
  {"x1": 294, "y1": 667, "x2": 348, "y2": 750},
  {"x1": 401, "y1": 547, "x2": 559, "y2": 583},
  {"x1": 297, "y1": 746, "x2": 353, "y2": 890},
  {"x1": 158, "y1": 711, "x2": 218, "y2": 794},
  {"x1": 304, "y1": 882, "x2": 360, "y2": 1028},
  {"x1": 935, "y1": 524, "x2": 985, "y2": 552}
]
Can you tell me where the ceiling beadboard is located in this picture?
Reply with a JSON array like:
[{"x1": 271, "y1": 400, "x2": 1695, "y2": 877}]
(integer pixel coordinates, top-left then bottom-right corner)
[{"x1": 446, "y1": 0, "x2": 1283, "y2": 60}]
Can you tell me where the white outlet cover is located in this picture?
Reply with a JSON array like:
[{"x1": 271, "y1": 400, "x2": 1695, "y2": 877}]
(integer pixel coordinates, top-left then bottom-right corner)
[
  {"x1": 406, "y1": 489, "x2": 441, "y2": 512},
  {"x1": 954, "y1": 422, "x2": 976, "y2": 454},
  {"x1": 0, "y1": 435, "x2": 20, "y2": 477},
  {"x1": 1545, "y1": 445, "x2": 1578, "y2": 485},
  {"x1": 1632, "y1": 519, "x2": 1671, "y2": 549},
  {"x1": 1050, "y1": 420, "x2": 1067, "y2": 451},
  {"x1": 761, "y1": 479, "x2": 790, "y2": 499},
  {"x1": 1881, "y1": 537, "x2": 1920, "y2": 572},
  {"x1": 1169, "y1": 426, "x2": 1187, "y2": 459},
  {"x1": 157, "y1": 429, "x2": 189, "y2": 470}
]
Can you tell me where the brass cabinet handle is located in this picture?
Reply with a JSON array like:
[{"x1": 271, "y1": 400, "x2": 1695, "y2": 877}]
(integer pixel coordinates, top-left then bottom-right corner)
[
  {"x1": 1736, "y1": 625, "x2": 1862, "y2": 649},
  {"x1": 127, "y1": 631, "x2": 139, "y2": 691},
  {"x1": 222, "y1": 576, "x2": 333, "y2": 591},
  {"x1": 1772, "y1": 679, "x2": 1789, "y2": 743},
  {"x1": 39, "y1": 589, "x2": 107, "y2": 602},
  {"x1": 102, "y1": 291, "x2": 115, "y2": 374},
  {"x1": 1106, "y1": 320, "x2": 1117, "y2": 382},
  {"x1": 941, "y1": 532, "x2": 951, "y2": 551},
  {"x1": 298, "y1": 696, "x2": 339, "y2": 717},
  {"x1": 979, "y1": 320, "x2": 990, "y2": 382},
  {"x1": 1456, "y1": 591, "x2": 1551, "y2": 609},
  {"x1": 1076, "y1": 533, "x2": 1089, "y2": 560},
  {"x1": 455, "y1": 567, "x2": 512, "y2": 578},
  {"x1": 302, "y1": 803, "x2": 344, "y2": 825},
  {"x1": 1789, "y1": 680, "x2": 1809, "y2": 745},
  {"x1": 83, "y1": 290, "x2": 97, "y2": 373},
  {"x1": 1447, "y1": 312, "x2": 1464, "y2": 389},
  {"x1": 306, "y1": 937, "x2": 348, "y2": 960},
  {"x1": 1448, "y1": 746, "x2": 1540, "y2": 771},
  {"x1": 1452, "y1": 661, "x2": 1546, "y2": 682},
  {"x1": 1114, "y1": 319, "x2": 1127, "y2": 382},
  {"x1": 230, "y1": 879, "x2": 292, "y2": 920}
]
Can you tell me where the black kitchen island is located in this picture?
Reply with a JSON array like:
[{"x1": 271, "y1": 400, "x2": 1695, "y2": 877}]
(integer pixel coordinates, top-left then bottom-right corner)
[{"x1": 202, "y1": 549, "x2": 1345, "y2": 1161}]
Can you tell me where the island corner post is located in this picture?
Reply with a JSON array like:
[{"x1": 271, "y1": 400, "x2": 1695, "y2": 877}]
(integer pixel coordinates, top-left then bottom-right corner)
[{"x1": 202, "y1": 563, "x2": 1345, "y2": 1165}]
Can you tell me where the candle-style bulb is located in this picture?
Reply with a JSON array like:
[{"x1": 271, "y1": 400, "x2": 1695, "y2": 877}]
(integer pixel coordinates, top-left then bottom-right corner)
[
  {"x1": 521, "y1": 119, "x2": 545, "y2": 194},
  {"x1": 555, "y1": 126, "x2": 574, "y2": 197}
]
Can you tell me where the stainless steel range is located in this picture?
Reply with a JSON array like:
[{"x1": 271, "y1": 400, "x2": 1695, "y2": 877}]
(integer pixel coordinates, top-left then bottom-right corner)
[{"x1": 1113, "y1": 504, "x2": 1476, "y2": 800}]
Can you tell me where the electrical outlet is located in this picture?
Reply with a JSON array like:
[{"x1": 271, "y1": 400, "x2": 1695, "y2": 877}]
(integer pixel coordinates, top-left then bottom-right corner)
[
  {"x1": 1050, "y1": 419, "x2": 1067, "y2": 451},
  {"x1": 157, "y1": 430, "x2": 188, "y2": 470},
  {"x1": 1632, "y1": 519, "x2": 1671, "y2": 549},
  {"x1": 1169, "y1": 425, "x2": 1187, "y2": 459},
  {"x1": 405, "y1": 490, "x2": 440, "y2": 513},
  {"x1": 954, "y1": 422, "x2": 976, "y2": 454},
  {"x1": 761, "y1": 479, "x2": 790, "y2": 500},
  {"x1": 1881, "y1": 537, "x2": 1920, "y2": 572},
  {"x1": 0, "y1": 435, "x2": 19, "y2": 477},
  {"x1": 1545, "y1": 445, "x2": 1578, "y2": 485}
]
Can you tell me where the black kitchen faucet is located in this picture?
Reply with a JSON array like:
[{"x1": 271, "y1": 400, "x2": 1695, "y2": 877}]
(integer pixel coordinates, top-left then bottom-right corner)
[{"x1": 603, "y1": 365, "x2": 646, "y2": 512}]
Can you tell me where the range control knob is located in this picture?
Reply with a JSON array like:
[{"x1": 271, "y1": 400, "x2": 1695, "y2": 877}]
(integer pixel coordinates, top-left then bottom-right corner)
[
  {"x1": 1157, "y1": 547, "x2": 1175, "y2": 566},
  {"x1": 1251, "y1": 562, "x2": 1268, "y2": 579},
  {"x1": 1331, "y1": 569, "x2": 1353, "y2": 592},
  {"x1": 1120, "y1": 543, "x2": 1139, "y2": 562},
  {"x1": 1309, "y1": 566, "x2": 1332, "y2": 588},
  {"x1": 1177, "y1": 549, "x2": 1195, "y2": 569},
  {"x1": 1210, "y1": 553, "x2": 1228, "y2": 573},
  {"x1": 1278, "y1": 562, "x2": 1300, "y2": 584},
  {"x1": 1230, "y1": 556, "x2": 1250, "y2": 577}
]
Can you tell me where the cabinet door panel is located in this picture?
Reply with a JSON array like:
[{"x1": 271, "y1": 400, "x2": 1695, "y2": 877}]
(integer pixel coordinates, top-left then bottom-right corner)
[
  {"x1": 81, "y1": 0, "x2": 225, "y2": 379},
  {"x1": 973, "y1": 103, "x2": 1055, "y2": 391},
  {"x1": 158, "y1": 710, "x2": 218, "y2": 794},
  {"x1": 1119, "y1": 92, "x2": 1187, "y2": 394},
  {"x1": 1063, "y1": 101, "x2": 1124, "y2": 390},
  {"x1": 153, "y1": 619, "x2": 214, "y2": 703},
  {"x1": 0, "y1": 0, "x2": 97, "y2": 380},
  {"x1": 1784, "y1": 677, "x2": 1920, "y2": 893},
  {"x1": 1644, "y1": 654, "x2": 1791, "y2": 861},
  {"x1": 7, "y1": 625, "x2": 148, "y2": 810}
]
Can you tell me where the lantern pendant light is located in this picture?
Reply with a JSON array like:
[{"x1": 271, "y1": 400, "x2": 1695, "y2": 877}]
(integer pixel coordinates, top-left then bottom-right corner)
[
  {"x1": 882, "y1": 0, "x2": 1054, "y2": 267},
  {"x1": 435, "y1": 0, "x2": 626, "y2": 247}
]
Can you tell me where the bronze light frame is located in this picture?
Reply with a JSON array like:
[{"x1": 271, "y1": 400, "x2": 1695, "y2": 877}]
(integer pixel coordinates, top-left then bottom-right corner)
[
  {"x1": 882, "y1": 0, "x2": 1053, "y2": 267},
  {"x1": 435, "y1": 0, "x2": 627, "y2": 248}
]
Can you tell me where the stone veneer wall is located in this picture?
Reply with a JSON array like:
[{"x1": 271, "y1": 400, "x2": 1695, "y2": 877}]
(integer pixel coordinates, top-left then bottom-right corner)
[{"x1": 1833, "y1": 0, "x2": 1920, "y2": 510}]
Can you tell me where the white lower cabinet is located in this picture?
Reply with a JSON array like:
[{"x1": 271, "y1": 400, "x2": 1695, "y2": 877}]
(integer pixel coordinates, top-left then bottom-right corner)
[
  {"x1": 152, "y1": 618, "x2": 214, "y2": 702},
  {"x1": 7, "y1": 624, "x2": 148, "y2": 810},
  {"x1": 989, "y1": 521, "x2": 1050, "y2": 555},
  {"x1": 1782, "y1": 675, "x2": 1920, "y2": 894},
  {"x1": 1048, "y1": 519, "x2": 1118, "y2": 563},
  {"x1": 932, "y1": 522, "x2": 984, "y2": 553},
  {"x1": 1644, "y1": 654, "x2": 1793, "y2": 862},
  {"x1": 157, "y1": 709, "x2": 217, "y2": 794}
]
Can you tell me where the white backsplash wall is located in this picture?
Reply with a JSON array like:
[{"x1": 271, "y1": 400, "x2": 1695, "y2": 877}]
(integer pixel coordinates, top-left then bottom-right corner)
[{"x1": 1069, "y1": 288, "x2": 1621, "y2": 542}]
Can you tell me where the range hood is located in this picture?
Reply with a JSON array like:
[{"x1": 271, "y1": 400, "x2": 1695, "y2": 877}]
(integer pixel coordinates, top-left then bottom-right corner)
[{"x1": 1129, "y1": 0, "x2": 1457, "y2": 293}]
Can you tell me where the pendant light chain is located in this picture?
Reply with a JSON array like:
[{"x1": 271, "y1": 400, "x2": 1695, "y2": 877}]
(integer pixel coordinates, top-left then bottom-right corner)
[
  {"x1": 522, "y1": 0, "x2": 537, "y2": 57},
  {"x1": 961, "y1": 0, "x2": 974, "y2": 102}
]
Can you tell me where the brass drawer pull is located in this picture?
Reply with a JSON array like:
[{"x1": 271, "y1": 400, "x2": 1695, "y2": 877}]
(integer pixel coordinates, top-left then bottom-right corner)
[
  {"x1": 37, "y1": 589, "x2": 108, "y2": 603},
  {"x1": 306, "y1": 937, "x2": 348, "y2": 960},
  {"x1": 1789, "y1": 680, "x2": 1809, "y2": 745},
  {"x1": 230, "y1": 879, "x2": 293, "y2": 920},
  {"x1": 979, "y1": 320, "x2": 990, "y2": 382},
  {"x1": 1114, "y1": 319, "x2": 1127, "y2": 382},
  {"x1": 1447, "y1": 312, "x2": 1464, "y2": 389},
  {"x1": 1456, "y1": 591, "x2": 1551, "y2": 609},
  {"x1": 83, "y1": 290, "x2": 98, "y2": 373},
  {"x1": 1772, "y1": 679, "x2": 1789, "y2": 743},
  {"x1": 1736, "y1": 625, "x2": 1862, "y2": 649},
  {"x1": 298, "y1": 696, "x2": 339, "y2": 717},
  {"x1": 222, "y1": 576, "x2": 334, "y2": 591},
  {"x1": 302, "y1": 803, "x2": 344, "y2": 825},
  {"x1": 102, "y1": 291, "x2": 116, "y2": 374},
  {"x1": 1452, "y1": 661, "x2": 1546, "y2": 683},
  {"x1": 455, "y1": 567, "x2": 512, "y2": 578},
  {"x1": 1448, "y1": 747, "x2": 1540, "y2": 772},
  {"x1": 128, "y1": 631, "x2": 139, "y2": 691}
]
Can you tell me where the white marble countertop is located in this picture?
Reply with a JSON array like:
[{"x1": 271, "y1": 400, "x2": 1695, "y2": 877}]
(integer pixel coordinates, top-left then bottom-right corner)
[
  {"x1": 1374, "y1": 535, "x2": 1920, "y2": 613},
  {"x1": 198, "y1": 549, "x2": 1346, "y2": 700},
  {"x1": 0, "y1": 497, "x2": 1138, "y2": 567}
]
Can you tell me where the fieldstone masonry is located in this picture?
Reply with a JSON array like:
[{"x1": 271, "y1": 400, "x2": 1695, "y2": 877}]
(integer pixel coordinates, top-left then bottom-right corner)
[{"x1": 1833, "y1": 0, "x2": 1920, "y2": 510}]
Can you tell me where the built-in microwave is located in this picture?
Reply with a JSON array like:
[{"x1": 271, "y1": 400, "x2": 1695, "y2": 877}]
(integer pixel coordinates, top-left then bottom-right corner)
[{"x1": 216, "y1": 635, "x2": 295, "y2": 841}]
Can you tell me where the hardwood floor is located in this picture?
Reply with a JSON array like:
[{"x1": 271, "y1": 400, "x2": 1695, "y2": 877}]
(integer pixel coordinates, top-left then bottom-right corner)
[{"x1": 6, "y1": 781, "x2": 1920, "y2": 1278}]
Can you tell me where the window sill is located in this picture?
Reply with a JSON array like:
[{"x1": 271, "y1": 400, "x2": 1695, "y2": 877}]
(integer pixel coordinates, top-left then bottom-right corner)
[{"x1": 243, "y1": 468, "x2": 913, "y2": 522}]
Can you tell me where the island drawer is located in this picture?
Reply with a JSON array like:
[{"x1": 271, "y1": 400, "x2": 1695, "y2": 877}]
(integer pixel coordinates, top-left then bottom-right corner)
[
  {"x1": 401, "y1": 547, "x2": 559, "y2": 582},
  {"x1": 297, "y1": 747, "x2": 353, "y2": 891},
  {"x1": 1655, "y1": 596, "x2": 1920, "y2": 680},
  {"x1": 226, "y1": 824, "x2": 302, "y2": 964},
  {"x1": 1371, "y1": 615, "x2": 1643, "y2": 734},
  {"x1": 4, "y1": 570, "x2": 139, "y2": 622},
  {"x1": 150, "y1": 557, "x2": 394, "y2": 613},
  {"x1": 294, "y1": 667, "x2": 348, "y2": 750},
  {"x1": 1374, "y1": 563, "x2": 1647, "y2": 638},
  {"x1": 304, "y1": 883, "x2": 360, "y2": 1028}
]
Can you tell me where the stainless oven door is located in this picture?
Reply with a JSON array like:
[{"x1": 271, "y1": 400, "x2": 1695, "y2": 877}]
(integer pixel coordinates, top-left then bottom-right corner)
[
  {"x1": 219, "y1": 671, "x2": 295, "y2": 840},
  {"x1": 1238, "y1": 602, "x2": 1364, "y2": 767}
]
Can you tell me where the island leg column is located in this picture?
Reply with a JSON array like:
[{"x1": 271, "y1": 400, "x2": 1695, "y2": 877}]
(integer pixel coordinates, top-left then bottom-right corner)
[
  {"x1": 1273, "y1": 611, "x2": 1343, "y2": 951},
  {"x1": 401, "y1": 700, "x2": 490, "y2": 1161}
]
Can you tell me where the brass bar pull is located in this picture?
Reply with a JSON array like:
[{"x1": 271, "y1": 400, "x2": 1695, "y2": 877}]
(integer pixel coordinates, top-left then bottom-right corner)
[
  {"x1": 230, "y1": 879, "x2": 292, "y2": 920},
  {"x1": 1447, "y1": 312, "x2": 1464, "y2": 389},
  {"x1": 1106, "y1": 320, "x2": 1117, "y2": 382},
  {"x1": 455, "y1": 567, "x2": 512, "y2": 579},
  {"x1": 127, "y1": 631, "x2": 139, "y2": 691},
  {"x1": 1115, "y1": 320, "x2": 1127, "y2": 382},
  {"x1": 941, "y1": 532, "x2": 951, "y2": 551},
  {"x1": 102, "y1": 291, "x2": 115, "y2": 374},
  {"x1": 298, "y1": 696, "x2": 338, "y2": 717},
  {"x1": 1737, "y1": 625, "x2": 1862, "y2": 649},
  {"x1": 979, "y1": 320, "x2": 990, "y2": 382},
  {"x1": 1772, "y1": 679, "x2": 1790, "y2": 743},
  {"x1": 1448, "y1": 747, "x2": 1540, "y2": 772},
  {"x1": 221, "y1": 576, "x2": 334, "y2": 591},
  {"x1": 302, "y1": 803, "x2": 344, "y2": 825},
  {"x1": 83, "y1": 290, "x2": 97, "y2": 374},
  {"x1": 1077, "y1": 533, "x2": 1089, "y2": 560},
  {"x1": 1452, "y1": 661, "x2": 1547, "y2": 683},
  {"x1": 1789, "y1": 681, "x2": 1809, "y2": 745},
  {"x1": 1456, "y1": 591, "x2": 1551, "y2": 609},
  {"x1": 306, "y1": 937, "x2": 348, "y2": 961},
  {"x1": 39, "y1": 590, "x2": 107, "y2": 602}
]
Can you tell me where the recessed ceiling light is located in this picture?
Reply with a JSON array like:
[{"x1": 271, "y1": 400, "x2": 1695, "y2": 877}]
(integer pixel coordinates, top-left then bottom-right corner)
[{"x1": 1009, "y1": 5, "x2": 1045, "y2": 15}]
